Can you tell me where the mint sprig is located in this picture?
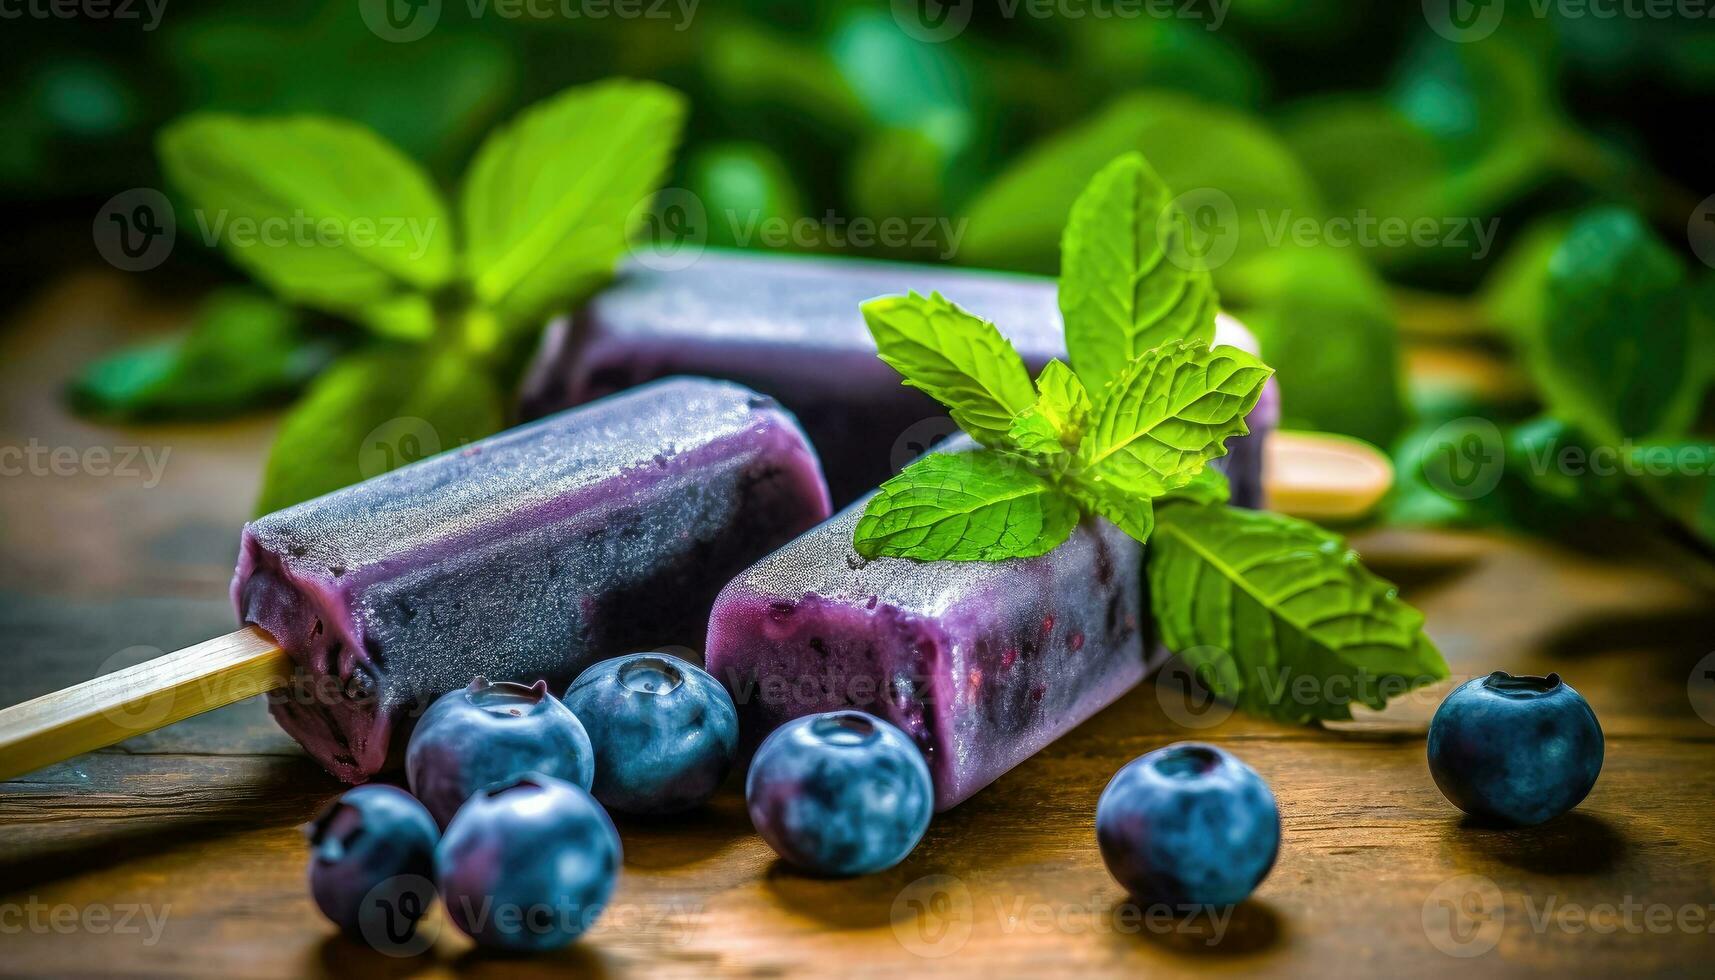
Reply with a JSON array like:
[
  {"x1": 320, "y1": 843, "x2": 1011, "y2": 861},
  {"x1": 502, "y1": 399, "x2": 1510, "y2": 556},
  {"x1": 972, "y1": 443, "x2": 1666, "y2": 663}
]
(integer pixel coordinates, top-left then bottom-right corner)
[
  {"x1": 156, "y1": 79, "x2": 687, "y2": 513},
  {"x1": 854, "y1": 151, "x2": 1268, "y2": 561},
  {"x1": 854, "y1": 149, "x2": 1448, "y2": 724}
]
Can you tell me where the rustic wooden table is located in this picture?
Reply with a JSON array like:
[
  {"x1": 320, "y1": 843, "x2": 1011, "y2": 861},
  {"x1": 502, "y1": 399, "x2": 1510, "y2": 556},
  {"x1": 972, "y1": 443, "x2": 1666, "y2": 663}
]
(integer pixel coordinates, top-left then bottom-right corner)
[{"x1": 3, "y1": 276, "x2": 1713, "y2": 978}]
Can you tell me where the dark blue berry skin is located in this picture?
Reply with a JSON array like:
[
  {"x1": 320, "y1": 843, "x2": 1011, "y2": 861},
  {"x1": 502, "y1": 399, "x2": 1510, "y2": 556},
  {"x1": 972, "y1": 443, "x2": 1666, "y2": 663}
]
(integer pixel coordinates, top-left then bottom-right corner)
[
  {"x1": 564, "y1": 653, "x2": 739, "y2": 815},
  {"x1": 1429, "y1": 671, "x2": 1603, "y2": 826},
  {"x1": 304, "y1": 784, "x2": 439, "y2": 940},
  {"x1": 406, "y1": 677, "x2": 595, "y2": 828},
  {"x1": 746, "y1": 711, "x2": 932, "y2": 876},
  {"x1": 1096, "y1": 743, "x2": 1280, "y2": 908},
  {"x1": 435, "y1": 774, "x2": 621, "y2": 951}
]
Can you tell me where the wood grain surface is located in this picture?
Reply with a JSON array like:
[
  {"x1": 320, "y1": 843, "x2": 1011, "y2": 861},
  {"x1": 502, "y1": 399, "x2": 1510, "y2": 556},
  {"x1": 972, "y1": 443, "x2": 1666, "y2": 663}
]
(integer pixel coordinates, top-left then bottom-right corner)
[{"x1": 2, "y1": 275, "x2": 1712, "y2": 978}]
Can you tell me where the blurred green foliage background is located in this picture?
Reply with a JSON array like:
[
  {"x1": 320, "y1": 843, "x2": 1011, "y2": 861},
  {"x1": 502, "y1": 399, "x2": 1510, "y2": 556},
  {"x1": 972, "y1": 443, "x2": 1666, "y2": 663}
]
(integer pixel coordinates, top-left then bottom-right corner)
[{"x1": 6, "y1": 0, "x2": 1713, "y2": 543}]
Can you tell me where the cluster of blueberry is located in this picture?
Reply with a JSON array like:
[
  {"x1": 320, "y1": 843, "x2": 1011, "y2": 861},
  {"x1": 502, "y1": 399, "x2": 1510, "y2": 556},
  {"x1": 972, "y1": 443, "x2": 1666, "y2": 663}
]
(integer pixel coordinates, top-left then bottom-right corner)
[
  {"x1": 304, "y1": 652, "x2": 740, "y2": 951},
  {"x1": 302, "y1": 659, "x2": 1603, "y2": 953},
  {"x1": 300, "y1": 652, "x2": 941, "y2": 951}
]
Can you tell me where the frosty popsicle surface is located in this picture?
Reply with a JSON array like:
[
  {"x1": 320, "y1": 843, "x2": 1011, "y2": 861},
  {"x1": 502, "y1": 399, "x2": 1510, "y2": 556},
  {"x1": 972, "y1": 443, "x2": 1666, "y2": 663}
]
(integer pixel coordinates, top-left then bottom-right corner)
[
  {"x1": 522, "y1": 250, "x2": 1279, "y2": 504},
  {"x1": 233, "y1": 378, "x2": 830, "y2": 783},
  {"x1": 704, "y1": 439, "x2": 1147, "y2": 812}
]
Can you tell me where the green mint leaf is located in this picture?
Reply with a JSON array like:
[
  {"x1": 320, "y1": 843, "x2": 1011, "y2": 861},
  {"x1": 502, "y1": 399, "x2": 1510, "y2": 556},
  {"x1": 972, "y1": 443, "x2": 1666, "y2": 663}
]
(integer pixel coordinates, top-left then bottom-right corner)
[
  {"x1": 861, "y1": 291, "x2": 1037, "y2": 449},
  {"x1": 1007, "y1": 359, "x2": 1091, "y2": 457},
  {"x1": 158, "y1": 114, "x2": 454, "y2": 339},
  {"x1": 957, "y1": 93, "x2": 1408, "y2": 447},
  {"x1": 353, "y1": 294, "x2": 437, "y2": 342},
  {"x1": 462, "y1": 79, "x2": 686, "y2": 329},
  {"x1": 68, "y1": 290, "x2": 333, "y2": 421},
  {"x1": 254, "y1": 347, "x2": 504, "y2": 515},
  {"x1": 1149, "y1": 503, "x2": 1449, "y2": 723},
  {"x1": 1532, "y1": 208, "x2": 1697, "y2": 444},
  {"x1": 1067, "y1": 479, "x2": 1154, "y2": 544},
  {"x1": 1060, "y1": 152, "x2": 1218, "y2": 391},
  {"x1": 1165, "y1": 466, "x2": 1231, "y2": 506},
  {"x1": 1072, "y1": 466, "x2": 1227, "y2": 545},
  {"x1": 1078, "y1": 341, "x2": 1272, "y2": 497},
  {"x1": 853, "y1": 450, "x2": 1079, "y2": 561}
]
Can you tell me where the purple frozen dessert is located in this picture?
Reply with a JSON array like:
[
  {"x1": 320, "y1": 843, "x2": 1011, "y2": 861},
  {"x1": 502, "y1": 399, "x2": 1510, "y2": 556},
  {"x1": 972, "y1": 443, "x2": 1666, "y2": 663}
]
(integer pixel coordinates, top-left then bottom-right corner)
[
  {"x1": 522, "y1": 250, "x2": 1279, "y2": 504},
  {"x1": 233, "y1": 378, "x2": 831, "y2": 784},
  {"x1": 705, "y1": 438, "x2": 1150, "y2": 811}
]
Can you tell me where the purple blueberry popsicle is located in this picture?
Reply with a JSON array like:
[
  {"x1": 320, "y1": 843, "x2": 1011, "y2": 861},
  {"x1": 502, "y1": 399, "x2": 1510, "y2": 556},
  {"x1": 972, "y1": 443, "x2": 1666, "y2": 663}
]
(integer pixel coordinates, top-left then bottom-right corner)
[
  {"x1": 233, "y1": 378, "x2": 830, "y2": 784},
  {"x1": 705, "y1": 439, "x2": 1149, "y2": 811},
  {"x1": 522, "y1": 250, "x2": 1279, "y2": 504}
]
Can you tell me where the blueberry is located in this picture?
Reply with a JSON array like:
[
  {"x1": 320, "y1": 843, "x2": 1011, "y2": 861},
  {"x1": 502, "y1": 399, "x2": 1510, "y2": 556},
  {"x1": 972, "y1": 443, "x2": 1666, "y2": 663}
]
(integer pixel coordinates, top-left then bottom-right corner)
[
  {"x1": 564, "y1": 653, "x2": 739, "y2": 815},
  {"x1": 435, "y1": 774, "x2": 621, "y2": 951},
  {"x1": 1428, "y1": 670, "x2": 1603, "y2": 826},
  {"x1": 406, "y1": 676, "x2": 595, "y2": 828},
  {"x1": 1096, "y1": 742, "x2": 1280, "y2": 908},
  {"x1": 746, "y1": 710, "x2": 932, "y2": 876},
  {"x1": 304, "y1": 784, "x2": 439, "y2": 944}
]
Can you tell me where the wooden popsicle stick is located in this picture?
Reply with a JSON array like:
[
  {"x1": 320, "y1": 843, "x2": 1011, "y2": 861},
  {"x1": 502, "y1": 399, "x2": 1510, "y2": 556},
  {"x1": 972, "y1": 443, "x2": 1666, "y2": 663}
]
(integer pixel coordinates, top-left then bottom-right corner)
[
  {"x1": 1265, "y1": 430, "x2": 1395, "y2": 522},
  {"x1": 0, "y1": 625, "x2": 291, "y2": 782}
]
